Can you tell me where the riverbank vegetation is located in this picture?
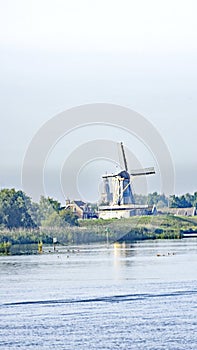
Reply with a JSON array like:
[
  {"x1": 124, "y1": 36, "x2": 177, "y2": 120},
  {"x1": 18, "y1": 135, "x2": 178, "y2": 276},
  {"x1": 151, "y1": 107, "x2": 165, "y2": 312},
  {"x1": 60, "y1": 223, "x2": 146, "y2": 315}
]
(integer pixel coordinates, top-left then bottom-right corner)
[
  {"x1": 1, "y1": 215, "x2": 197, "y2": 250},
  {"x1": 1, "y1": 188, "x2": 197, "y2": 251}
]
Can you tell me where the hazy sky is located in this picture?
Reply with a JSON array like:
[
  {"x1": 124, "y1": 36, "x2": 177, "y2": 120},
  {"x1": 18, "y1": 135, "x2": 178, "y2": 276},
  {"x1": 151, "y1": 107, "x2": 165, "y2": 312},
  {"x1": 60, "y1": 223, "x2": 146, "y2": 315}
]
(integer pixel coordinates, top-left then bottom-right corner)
[{"x1": 0, "y1": 0, "x2": 197, "y2": 202}]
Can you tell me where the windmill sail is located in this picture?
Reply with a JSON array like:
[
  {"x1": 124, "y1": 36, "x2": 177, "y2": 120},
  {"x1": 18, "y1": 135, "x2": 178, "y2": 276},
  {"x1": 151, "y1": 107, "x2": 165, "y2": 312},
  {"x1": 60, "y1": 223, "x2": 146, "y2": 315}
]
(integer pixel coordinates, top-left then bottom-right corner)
[
  {"x1": 120, "y1": 142, "x2": 128, "y2": 171},
  {"x1": 130, "y1": 167, "x2": 155, "y2": 176}
]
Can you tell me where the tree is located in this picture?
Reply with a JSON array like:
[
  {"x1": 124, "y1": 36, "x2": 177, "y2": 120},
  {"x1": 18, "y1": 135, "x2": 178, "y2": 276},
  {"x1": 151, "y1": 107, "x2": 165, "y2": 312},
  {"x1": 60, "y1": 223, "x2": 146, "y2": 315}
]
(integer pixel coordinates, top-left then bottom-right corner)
[
  {"x1": 0, "y1": 189, "x2": 37, "y2": 229},
  {"x1": 59, "y1": 209, "x2": 79, "y2": 226},
  {"x1": 147, "y1": 192, "x2": 168, "y2": 207},
  {"x1": 170, "y1": 194, "x2": 192, "y2": 208},
  {"x1": 28, "y1": 202, "x2": 41, "y2": 226},
  {"x1": 38, "y1": 196, "x2": 61, "y2": 223},
  {"x1": 41, "y1": 211, "x2": 66, "y2": 228},
  {"x1": 38, "y1": 196, "x2": 78, "y2": 227}
]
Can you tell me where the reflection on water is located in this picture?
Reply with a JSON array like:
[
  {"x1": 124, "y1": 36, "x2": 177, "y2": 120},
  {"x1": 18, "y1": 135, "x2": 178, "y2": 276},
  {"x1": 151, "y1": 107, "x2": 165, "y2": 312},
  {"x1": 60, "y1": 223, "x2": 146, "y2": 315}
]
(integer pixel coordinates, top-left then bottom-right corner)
[
  {"x1": 10, "y1": 243, "x2": 39, "y2": 255},
  {"x1": 113, "y1": 242, "x2": 135, "y2": 263},
  {"x1": 113, "y1": 242, "x2": 136, "y2": 280},
  {"x1": 113, "y1": 242, "x2": 135, "y2": 257}
]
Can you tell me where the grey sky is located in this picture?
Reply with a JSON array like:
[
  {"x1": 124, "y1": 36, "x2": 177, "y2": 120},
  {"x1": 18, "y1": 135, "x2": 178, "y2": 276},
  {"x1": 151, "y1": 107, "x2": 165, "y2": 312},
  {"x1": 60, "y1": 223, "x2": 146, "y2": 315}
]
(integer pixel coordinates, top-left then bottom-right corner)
[{"x1": 0, "y1": 0, "x2": 197, "y2": 202}]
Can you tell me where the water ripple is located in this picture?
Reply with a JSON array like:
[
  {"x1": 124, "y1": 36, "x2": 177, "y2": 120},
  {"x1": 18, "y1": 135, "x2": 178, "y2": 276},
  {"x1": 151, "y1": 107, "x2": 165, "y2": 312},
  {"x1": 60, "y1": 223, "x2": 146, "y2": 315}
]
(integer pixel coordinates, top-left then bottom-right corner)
[{"x1": 3, "y1": 289, "x2": 197, "y2": 307}]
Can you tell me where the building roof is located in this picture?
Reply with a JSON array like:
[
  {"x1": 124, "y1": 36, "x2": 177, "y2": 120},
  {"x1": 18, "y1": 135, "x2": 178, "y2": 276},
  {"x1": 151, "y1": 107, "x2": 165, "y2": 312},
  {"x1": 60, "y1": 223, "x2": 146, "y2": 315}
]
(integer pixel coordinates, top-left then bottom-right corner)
[
  {"x1": 160, "y1": 207, "x2": 196, "y2": 216},
  {"x1": 73, "y1": 200, "x2": 86, "y2": 209}
]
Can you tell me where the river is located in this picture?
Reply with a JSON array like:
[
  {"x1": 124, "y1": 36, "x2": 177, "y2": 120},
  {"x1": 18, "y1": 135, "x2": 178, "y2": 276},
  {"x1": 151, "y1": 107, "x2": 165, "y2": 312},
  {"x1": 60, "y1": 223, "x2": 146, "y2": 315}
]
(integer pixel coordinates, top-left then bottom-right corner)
[{"x1": 0, "y1": 239, "x2": 197, "y2": 349}]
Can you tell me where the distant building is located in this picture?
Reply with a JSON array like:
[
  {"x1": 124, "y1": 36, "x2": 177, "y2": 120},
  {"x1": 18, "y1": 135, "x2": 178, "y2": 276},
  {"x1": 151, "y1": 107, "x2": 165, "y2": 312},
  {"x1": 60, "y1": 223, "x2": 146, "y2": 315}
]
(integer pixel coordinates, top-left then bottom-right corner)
[
  {"x1": 159, "y1": 207, "x2": 196, "y2": 217},
  {"x1": 65, "y1": 200, "x2": 98, "y2": 219},
  {"x1": 99, "y1": 204, "x2": 157, "y2": 219},
  {"x1": 99, "y1": 142, "x2": 155, "y2": 219},
  {"x1": 100, "y1": 177, "x2": 113, "y2": 205}
]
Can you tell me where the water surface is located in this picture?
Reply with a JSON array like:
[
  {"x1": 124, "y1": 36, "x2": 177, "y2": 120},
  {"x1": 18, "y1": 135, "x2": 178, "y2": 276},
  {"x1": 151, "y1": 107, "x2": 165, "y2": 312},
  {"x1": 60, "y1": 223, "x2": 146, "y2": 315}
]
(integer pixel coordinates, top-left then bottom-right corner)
[{"x1": 0, "y1": 239, "x2": 197, "y2": 349}]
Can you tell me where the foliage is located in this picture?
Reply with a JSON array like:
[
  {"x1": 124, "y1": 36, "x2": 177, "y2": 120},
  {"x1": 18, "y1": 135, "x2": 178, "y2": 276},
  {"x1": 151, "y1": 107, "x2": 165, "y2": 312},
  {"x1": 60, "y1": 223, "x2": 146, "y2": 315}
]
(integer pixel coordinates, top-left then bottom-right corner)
[
  {"x1": 0, "y1": 241, "x2": 11, "y2": 254},
  {"x1": 59, "y1": 209, "x2": 79, "y2": 226},
  {"x1": 1, "y1": 214, "x2": 197, "y2": 246},
  {"x1": 38, "y1": 196, "x2": 61, "y2": 225},
  {"x1": 41, "y1": 211, "x2": 66, "y2": 228},
  {"x1": 135, "y1": 191, "x2": 197, "y2": 209},
  {"x1": 169, "y1": 193, "x2": 197, "y2": 208},
  {"x1": 147, "y1": 192, "x2": 168, "y2": 207},
  {"x1": 0, "y1": 228, "x2": 52, "y2": 245},
  {"x1": 134, "y1": 192, "x2": 168, "y2": 208},
  {"x1": 0, "y1": 189, "x2": 79, "y2": 231},
  {"x1": 1, "y1": 187, "x2": 197, "y2": 247},
  {"x1": 38, "y1": 197, "x2": 78, "y2": 227},
  {"x1": 0, "y1": 189, "x2": 37, "y2": 229}
]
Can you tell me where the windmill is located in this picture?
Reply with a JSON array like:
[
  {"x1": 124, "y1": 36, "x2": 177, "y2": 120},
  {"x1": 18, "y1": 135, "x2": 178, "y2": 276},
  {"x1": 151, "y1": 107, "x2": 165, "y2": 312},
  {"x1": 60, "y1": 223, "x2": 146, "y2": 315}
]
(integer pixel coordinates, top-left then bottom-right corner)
[{"x1": 102, "y1": 142, "x2": 155, "y2": 206}]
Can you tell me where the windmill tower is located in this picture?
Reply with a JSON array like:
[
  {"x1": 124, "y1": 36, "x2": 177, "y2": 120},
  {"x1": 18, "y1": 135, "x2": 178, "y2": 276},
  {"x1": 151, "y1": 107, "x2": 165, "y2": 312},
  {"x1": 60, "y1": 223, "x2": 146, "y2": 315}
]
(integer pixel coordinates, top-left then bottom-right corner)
[
  {"x1": 101, "y1": 142, "x2": 155, "y2": 206},
  {"x1": 101, "y1": 176, "x2": 113, "y2": 204}
]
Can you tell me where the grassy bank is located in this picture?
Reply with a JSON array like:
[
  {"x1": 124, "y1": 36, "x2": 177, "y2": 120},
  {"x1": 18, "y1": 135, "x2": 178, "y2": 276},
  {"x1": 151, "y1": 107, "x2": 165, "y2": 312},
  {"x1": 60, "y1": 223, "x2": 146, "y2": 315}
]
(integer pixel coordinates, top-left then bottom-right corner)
[{"x1": 1, "y1": 215, "x2": 197, "y2": 251}]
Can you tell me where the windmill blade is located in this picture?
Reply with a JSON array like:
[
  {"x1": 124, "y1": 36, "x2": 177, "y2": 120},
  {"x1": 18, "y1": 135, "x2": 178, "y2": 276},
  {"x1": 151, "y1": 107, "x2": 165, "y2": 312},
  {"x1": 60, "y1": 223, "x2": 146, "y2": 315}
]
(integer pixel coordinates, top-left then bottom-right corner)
[
  {"x1": 102, "y1": 172, "x2": 122, "y2": 179},
  {"x1": 120, "y1": 142, "x2": 128, "y2": 171},
  {"x1": 102, "y1": 174, "x2": 116, "y2": 179},
  {"x1": 130, "y1": 167, "x2": 155, "y2": 176}
]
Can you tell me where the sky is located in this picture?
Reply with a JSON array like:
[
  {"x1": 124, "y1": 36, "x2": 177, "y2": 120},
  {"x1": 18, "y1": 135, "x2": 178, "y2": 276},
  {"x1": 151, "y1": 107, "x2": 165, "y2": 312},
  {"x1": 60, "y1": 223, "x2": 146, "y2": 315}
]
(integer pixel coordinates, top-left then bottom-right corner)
[{"x1": 0, "y1": 0, "x2": 197, "y2": 203}]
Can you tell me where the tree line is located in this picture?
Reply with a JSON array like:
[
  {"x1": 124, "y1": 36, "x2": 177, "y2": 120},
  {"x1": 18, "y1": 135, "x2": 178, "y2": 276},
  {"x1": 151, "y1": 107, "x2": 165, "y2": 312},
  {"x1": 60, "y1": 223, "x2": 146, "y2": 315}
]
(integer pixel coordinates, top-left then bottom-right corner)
[
  {"x1": 135, "y1": 192, "x2": 197, "y2": 209},
  {"x1": 0, "y1": 188, "x2": 78, "y2": 230},
  {"x1": 0, "y1": 188, "x2": 197, "y2": 230}
]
